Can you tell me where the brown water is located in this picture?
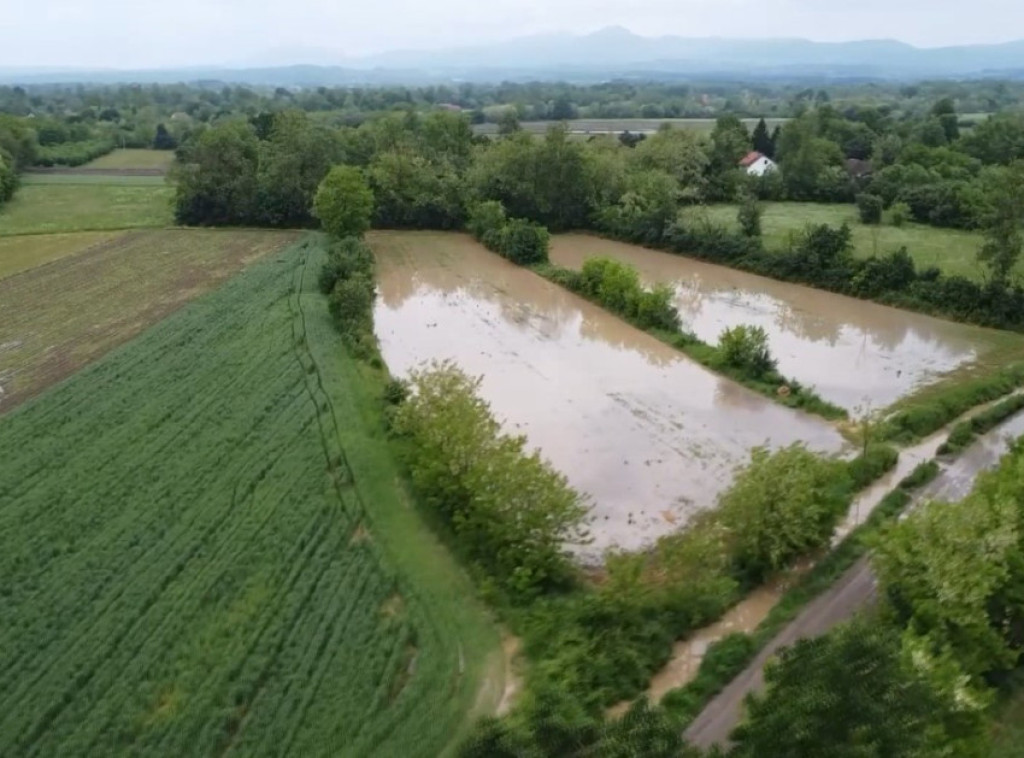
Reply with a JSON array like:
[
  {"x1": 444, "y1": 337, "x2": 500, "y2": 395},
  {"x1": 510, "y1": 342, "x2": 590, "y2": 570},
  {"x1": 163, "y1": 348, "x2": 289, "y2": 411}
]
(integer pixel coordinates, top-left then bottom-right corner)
[
  {"x1": 372, "y1": 231, "x2": 846, "y2": 557},
  {"x1": 551, "y1": 235, "x2": 1001, "y2": 411}
]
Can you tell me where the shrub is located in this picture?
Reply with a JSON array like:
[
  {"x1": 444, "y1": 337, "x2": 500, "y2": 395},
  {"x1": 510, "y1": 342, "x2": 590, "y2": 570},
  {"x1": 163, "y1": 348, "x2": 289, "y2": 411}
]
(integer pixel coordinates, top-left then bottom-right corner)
[
  {"x1": 717, "y1": 325, "x2": 776, "y2": 378},
  {"x1": 468, "y1": 200, "x2": 550, "y2": 265},
  {"x1": 467, "y1": 200, "x2": 507, "y2": 249},
  {"x1": 636, "y1": 284, "x2": 682, "y2": 332},
  {"x1": 719, "y1": 443, "x2": 852, "y2": 582},
  {"x1": 737, "y1": 194, "x2": 763, "y2": 237},
  {"x1": 846, "y1": 444, "x2": 900, "y2": 490},
  {"x1": 890, "y1": 201, "x2": 911, "y2": 227},
  {"x1": 498, "y1": 218, "x2": 550, "y2": 265},
  {"x1": 393, "y1": 364, "x2": 588, "y2": 599},
  {"x1": 382, "y1": 378, "x2": 409, "y2": 406},
  {"x1": 33, "y1": 138, "x2": 115, "y2": 167},
  {"x1": 856, "y1": 192, "x2": 884, "y2": 224}
]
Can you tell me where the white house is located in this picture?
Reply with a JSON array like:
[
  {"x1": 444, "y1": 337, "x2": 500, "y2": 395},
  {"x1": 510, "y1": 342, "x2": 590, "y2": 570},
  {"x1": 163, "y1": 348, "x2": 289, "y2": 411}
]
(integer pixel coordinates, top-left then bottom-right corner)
[{"x1": 739, "y1": 151, "x2": 777, "y2": 177}]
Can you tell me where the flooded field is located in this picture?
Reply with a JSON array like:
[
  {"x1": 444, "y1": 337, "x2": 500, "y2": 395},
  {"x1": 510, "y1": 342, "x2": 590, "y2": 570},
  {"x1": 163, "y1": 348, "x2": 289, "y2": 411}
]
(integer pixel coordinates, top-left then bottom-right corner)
[
  {"x1": 550, "y1": 235, "x2": 1009, "y2": 411},
  {"x1": 371, "y1": 231, "x2": 846, "y2": 557}
]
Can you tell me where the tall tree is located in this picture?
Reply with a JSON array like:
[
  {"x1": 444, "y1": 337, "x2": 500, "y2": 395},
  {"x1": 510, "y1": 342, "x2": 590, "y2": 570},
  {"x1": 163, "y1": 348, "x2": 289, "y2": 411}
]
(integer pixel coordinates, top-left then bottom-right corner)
[
  {"x1": 751, "y1": 118, "x2": 774, "y2": 158},
  {"x1": 977, "y1": 161, "x2": 1024, "y2": 284},
  {"x1": 174, "y1": 120, "x2": 259, "y2": 226},
  {"x1": 313, "y1": 165, "x2": 374, "y2": 238},
  {"x1": 633, "y1": 127, "x2": 709, "y2": 200},
  {"x1": 931, "y1": 97, "x2": 961, "y2": 143}
]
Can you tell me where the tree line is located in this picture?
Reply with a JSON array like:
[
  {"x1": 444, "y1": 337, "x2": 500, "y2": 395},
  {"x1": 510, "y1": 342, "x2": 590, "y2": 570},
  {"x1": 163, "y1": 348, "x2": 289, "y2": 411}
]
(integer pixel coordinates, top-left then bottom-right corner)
[{"x1": 173, "y1": 105, "x2": 1024, "y2": 331}]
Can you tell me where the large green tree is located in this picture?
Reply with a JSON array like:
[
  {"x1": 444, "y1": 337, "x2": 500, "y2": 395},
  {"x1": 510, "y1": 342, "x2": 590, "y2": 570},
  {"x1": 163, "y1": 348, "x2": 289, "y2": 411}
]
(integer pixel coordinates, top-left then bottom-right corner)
[
  {"x1": 731, "y1": 621, "x2": 986, "y2": 758},
  {"x1": 174, "y1": 120, "x2": 259, "y2": 226},
  {"x1": 977, "y1": 161, "x2": 1024, "y2": 284},
  {"x1": 873, "y1": 443, "x2": 1024, "y2": 678},
  {"x1": 632, "y1": 126, "x2": 709, "y2": 200},
  {"x1": 255, "y1": 111, "x2": 342, "y2": 227},
  {"x1": 719, "y1": 443, "x2": 850, "y2": 580},
  {"x1": 313, "y1": 165, "x2": 375, "y2": 238}
]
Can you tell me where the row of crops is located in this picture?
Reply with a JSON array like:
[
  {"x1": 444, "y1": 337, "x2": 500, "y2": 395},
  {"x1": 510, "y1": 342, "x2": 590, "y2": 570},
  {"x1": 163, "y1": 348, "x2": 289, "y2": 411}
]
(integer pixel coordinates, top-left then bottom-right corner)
[{"x1": 0, "y1": 238, "x2": 494, "y2": 756}]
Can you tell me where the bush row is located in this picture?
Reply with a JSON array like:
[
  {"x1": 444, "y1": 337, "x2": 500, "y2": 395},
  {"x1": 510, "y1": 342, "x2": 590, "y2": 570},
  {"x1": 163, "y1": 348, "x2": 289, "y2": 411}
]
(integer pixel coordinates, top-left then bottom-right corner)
[
  {"x1": 937, "y1": 391, "x2": 1024, "y2": 455},
  {"x1": 537, "y1": 256, "x2": 847, "y2": 421},
  {"x1": 881, "y1": 362, "x2": 1024, "y2": 443},
  {"x1": 318, "y1": 236, "x2": 379, "y2": 360},
  {"x1": 597, "y1": 213, "x2": 1024, "y2": 333},
  {"x1": 467, "y1": 200, "x2": 550, "y2": 265},
  {"x1": 33, "y1": 138, "x2": 116, "y2": 167}
]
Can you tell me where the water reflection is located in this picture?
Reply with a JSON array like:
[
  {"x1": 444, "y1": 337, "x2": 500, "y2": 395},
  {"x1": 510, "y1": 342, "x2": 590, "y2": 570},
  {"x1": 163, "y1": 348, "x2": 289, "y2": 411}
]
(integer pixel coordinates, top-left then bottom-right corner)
[
  {"x1": 551, "y1": 235, "x2": 998, "y2": 409},
  {"x1": 371, "y1": 231, "x2": 846, "y2": 557}
]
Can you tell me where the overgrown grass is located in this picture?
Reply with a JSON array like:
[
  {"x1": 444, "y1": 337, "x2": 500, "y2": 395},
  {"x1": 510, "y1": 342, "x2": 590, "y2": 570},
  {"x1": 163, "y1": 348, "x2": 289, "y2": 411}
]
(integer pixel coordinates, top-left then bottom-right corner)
[
  {"x1": 880, "y1": 363, "x2": 1024, "y2": 443},
  {"x1": 0, "y1": 184, "x2": 173, "y2": 235},
  {"x1": 939, "y1": 393, "x2": 1024, "y2": 455},
  {"x1": 683, "y1": 202, "x2": 996, "y2": 281}
]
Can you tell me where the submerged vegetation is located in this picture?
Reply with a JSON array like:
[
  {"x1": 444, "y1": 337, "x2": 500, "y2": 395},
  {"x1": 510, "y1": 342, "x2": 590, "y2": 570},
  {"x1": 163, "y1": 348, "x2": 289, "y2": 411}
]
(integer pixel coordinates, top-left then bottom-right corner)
[{"x1": 539, "y1": 255, "x2": 846, "y2": 420}]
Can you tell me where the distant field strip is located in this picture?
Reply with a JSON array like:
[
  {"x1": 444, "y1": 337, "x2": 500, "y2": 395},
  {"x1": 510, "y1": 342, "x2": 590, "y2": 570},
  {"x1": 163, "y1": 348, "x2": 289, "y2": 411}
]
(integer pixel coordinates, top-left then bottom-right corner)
[
  {"x1": 0, "y1": 238, "x2": 496, "y2": 756},
  {"x1": 0, "y1": 229, "x2": 297, "y2": 410},
  {"x1": 84, "y1": 149, "x2": 176, "y2": 171},
  {"x1": 0, "y1": 231, "x2": 124, "y2": 280},
  {"x1": 0, "y1": 184, "x2": 174, "y2": 236}
]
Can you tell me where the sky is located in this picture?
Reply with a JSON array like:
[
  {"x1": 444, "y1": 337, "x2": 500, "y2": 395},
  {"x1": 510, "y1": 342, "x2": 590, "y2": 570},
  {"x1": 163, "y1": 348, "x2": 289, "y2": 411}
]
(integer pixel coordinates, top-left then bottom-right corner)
[{"x1": 2, "y1": 0, "x2": 1023, "y2": 69}]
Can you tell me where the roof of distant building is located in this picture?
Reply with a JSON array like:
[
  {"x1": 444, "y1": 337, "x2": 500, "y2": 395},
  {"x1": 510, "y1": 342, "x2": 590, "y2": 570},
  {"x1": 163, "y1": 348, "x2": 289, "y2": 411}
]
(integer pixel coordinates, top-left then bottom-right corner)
[{"x1": 739, "y1": 151, "x2": 766, "y2": 167}]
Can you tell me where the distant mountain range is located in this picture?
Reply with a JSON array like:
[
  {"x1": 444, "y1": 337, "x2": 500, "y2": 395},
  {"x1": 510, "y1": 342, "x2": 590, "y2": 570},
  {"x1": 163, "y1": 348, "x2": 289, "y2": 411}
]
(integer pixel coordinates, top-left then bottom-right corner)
[{"x1": 4, "y1": 28, "x2": 1024, "y2": 86}]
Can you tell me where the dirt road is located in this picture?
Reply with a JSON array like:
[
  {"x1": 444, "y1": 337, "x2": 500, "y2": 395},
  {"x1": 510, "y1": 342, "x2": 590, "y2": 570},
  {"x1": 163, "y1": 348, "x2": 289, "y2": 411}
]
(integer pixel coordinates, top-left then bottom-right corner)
[{"x1": 684, "y1": 410, "x2": 1024, "y2": 750}]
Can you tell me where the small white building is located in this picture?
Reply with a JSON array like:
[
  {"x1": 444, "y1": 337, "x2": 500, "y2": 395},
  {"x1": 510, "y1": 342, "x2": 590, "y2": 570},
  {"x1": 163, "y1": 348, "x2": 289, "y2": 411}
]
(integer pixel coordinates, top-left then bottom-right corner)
[{"x1": 739, "y1": 151, "x2": 777, "y2": 177}]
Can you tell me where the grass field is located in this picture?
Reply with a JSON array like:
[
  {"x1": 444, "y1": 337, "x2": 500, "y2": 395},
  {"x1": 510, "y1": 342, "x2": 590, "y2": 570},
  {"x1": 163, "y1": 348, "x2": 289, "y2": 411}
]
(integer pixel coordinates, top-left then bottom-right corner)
[
  {"x1": 0, "y1": 237, "x2": 499, "y2": 756},
  {"x1": 84, "y1": 148, "x2": 175, "y2": 171},
  {"x1": 0, "y1": 229, "x2": 298, "y2": 410},
  {"x1": 683, "y1": 202, "x2": 992, "y2": 280},
  {"x1": 0, "y1": 184, "x2": 174, "y2": 235},
  {"x1": 22, "y1": 173, "x2": 168, "y2": 186},
  {"x1": 0, "y1": 231, "x2": 122, "y2": 280}
]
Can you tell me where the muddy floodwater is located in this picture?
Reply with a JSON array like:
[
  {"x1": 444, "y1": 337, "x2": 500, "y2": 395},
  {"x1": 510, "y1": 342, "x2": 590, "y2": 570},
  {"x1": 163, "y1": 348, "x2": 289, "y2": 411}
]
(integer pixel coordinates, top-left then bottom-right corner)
[
  {"x1": 371, "y1": 231, "x2": 846, "y2": 557},
  {"x1": 551, "y1": 235, "x2": 1006, "y2": 411}
]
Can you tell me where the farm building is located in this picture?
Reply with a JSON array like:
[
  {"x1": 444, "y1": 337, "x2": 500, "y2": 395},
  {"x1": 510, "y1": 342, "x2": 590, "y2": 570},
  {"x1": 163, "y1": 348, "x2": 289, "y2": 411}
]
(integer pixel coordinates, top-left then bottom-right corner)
[{"x1": 739, "y1": 151, "x2": 777, "y2": 176}]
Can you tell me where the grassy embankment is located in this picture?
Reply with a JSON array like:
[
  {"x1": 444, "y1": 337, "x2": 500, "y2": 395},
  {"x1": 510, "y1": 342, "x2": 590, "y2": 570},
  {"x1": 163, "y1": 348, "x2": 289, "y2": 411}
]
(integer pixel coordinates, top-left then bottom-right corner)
[{"x1": 0, "y1": 238, "x2": 499, "y2": 756}]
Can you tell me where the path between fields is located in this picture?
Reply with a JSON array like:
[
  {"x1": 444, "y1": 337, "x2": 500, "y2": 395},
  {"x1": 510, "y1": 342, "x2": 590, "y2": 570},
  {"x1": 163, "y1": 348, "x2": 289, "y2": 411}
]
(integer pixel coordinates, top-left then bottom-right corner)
[{"x1": 684, "y1": 408, "x2": 1024, "y2": 751}]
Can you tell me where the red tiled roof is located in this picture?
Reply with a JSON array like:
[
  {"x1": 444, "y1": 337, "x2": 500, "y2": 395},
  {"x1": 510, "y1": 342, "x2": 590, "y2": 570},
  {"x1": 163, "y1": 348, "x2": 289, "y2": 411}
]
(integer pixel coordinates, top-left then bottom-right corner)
[{"x1": 739, "y1": 151, "x2": 764, "y2": 167}]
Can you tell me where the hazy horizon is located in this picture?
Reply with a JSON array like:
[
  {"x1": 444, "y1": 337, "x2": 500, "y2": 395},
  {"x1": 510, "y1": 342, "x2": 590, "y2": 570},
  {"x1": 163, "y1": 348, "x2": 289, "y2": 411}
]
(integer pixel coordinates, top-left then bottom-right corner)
[{"x1": 4, "y1": 0, "x2": 1024, "y2": 70}]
